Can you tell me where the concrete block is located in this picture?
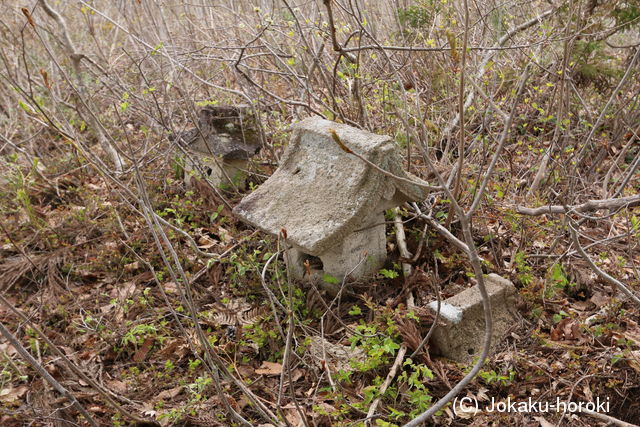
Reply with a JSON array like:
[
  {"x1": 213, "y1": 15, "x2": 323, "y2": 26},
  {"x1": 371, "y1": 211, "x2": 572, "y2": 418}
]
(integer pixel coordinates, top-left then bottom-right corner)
[{"x1": 427, "y1": 274, "x2": 517, "y2": 362}]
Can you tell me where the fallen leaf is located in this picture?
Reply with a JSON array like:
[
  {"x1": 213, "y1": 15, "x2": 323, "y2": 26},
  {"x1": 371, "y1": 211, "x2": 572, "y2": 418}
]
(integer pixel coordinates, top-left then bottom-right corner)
[
  {"x1": 197, "y1": 235, "x2": 218, "y2": 249},
  {"x1": 590, "y1": 292, "x2": 609, "y2": 307},
  {"x1": 236, "y1": 364, "x2": 255, "y2": 377},
  {"x1": 0, "y1": 386, "x2": 28, "y2": 403},
  {"x1": 476, "y1": 387, "x2": 490, "y2": 402},
  {"x1": 582, "y1": 382, "x2": 593, "y2": 401},
  {"x1": 216, "y1": 226, "x2": 233, "y2": 243},
  {"x1": 106, "y1": 379, "x2": 128, "y2": 394},
  {"x1": 285, "y1": 408, "x2": 303, "y2": 426},
  {"x1": 0, "y1": 343, "x2": 16, "y2": 357},
  {"x1": 133, "y1": 337, "x2": 154, "y2": 362},
  {"x1": 290, "y1": 368, "x2": 303, "y2": 383},
  {"x1": 534, "y1": 416, "x2": 555, "y2": 427},
  {"x1": 627, "y1": 351, "x2": 640, "y2": 373},
  {"x1": 550, "y1": 318, "x2": 585, "y2": 342},
  {"x1": 124, "y1": 261, "x2": 140, "y2": 272},
  {"x1": 255, "y1": 361, "x2": 282, "y2": 376},
  {"x1": 164, "y1": 281, "x2": 178, "y2": 294},
  {"x1": 113, "y1": 281, "x2": 136, "y2": 302},
  {"x1": 156, "y1": 386, "x2": 183, "y2": 401}
]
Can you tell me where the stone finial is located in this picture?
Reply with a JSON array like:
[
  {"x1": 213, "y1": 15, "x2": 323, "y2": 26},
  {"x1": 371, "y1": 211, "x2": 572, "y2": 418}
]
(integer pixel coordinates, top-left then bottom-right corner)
[
  {"x1": 233, "y1": 117, "x2": 429, "y2": 281},
  {"x1": 177, "y1": 105, "x2": 261, "y2": 188}
]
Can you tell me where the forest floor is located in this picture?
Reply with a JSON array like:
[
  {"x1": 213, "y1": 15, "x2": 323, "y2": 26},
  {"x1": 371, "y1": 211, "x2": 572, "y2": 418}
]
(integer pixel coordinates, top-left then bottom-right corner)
[{"x1": 1, "y1": 132, "x2": 639, "y2": 426}]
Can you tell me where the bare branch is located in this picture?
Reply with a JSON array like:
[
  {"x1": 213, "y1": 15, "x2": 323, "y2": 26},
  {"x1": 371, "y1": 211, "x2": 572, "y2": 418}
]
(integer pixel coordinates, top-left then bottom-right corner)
[
  {"x1": 0, "y1": 321, "x2": 99, "y2": 427},
  {"x1": 517, "y1": 195, "x2": 640, "y2": 216}
]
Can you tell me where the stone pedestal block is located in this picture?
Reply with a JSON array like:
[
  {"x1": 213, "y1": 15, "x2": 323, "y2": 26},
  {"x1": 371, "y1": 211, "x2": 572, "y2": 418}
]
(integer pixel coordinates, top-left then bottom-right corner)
[
  {"x1": 284, "y1": 210, "x2": 387, "y2": 281},
  {"x1": 427, "y1": 274, "x2": 517, "y2": 362}
]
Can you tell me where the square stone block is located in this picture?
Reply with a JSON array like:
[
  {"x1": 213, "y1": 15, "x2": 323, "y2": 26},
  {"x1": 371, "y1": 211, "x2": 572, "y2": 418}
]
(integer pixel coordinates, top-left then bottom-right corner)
[{"x1": 427, "y1": 274, "x2": 517, "y2": 362}]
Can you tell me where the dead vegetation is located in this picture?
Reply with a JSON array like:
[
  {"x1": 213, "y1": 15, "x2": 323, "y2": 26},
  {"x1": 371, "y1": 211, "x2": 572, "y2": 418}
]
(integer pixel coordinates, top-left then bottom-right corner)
[{"x1": 1, "y1": 0, "x2": 639, "y2": 426}]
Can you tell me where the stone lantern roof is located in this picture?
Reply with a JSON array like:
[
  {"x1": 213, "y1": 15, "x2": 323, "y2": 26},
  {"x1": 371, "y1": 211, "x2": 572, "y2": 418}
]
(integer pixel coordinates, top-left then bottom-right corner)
[{"x1": 233, "y1": 117, "x2": 428, "y2": 256}]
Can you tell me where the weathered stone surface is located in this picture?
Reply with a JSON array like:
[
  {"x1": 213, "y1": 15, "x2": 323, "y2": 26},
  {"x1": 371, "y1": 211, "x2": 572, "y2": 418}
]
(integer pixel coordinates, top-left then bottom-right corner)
[
  {"x1": 177, "y1": 105, "x2": 260, "y2": 188},
  {"x1": 284, "y1": 210, "x2": 387, "y2": 285},
  {"x1": 427, "y1": 274, "x2": 517, "y2": 362},
  {"x1": 233, "y1": 117, "x2": 428, "y2": 256}
]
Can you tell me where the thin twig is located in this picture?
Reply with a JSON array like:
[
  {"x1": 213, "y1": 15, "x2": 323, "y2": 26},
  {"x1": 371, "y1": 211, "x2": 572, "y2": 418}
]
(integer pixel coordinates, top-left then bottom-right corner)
[
  {"x1": 568, "y1": 221, "x2": 640, "y2": 306},
  {"x1": 0, "y1": 321, "x2": 98, "y2": 427}
]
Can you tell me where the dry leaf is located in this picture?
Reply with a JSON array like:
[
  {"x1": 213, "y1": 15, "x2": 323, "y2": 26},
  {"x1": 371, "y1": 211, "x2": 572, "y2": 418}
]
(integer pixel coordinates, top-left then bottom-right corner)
[
  {"x1": 627, "y1": 351, "x2": 640, "y2": 373},
  {"x1": 285, "y1": 408, "x2": 303, "y2": 426},
  {"x1": 197, "y1": 235, "x2": 218, "y2": 249},
  {"x1": 106, "y1": 379, "x2": 128, "y2": 394},
  {"x1": 476, "y1": 387, "x2": 490, "y2": 402},
  {"x1": 550, "y1": 318, "x2": 584, "y2": 341},
  {"x1": 216, "y1": 226, "x2": 233, "y2": 243},
  {"x1": 0, "y1": 386, "x2": 28, "y2": 403},
  {"x1": 124, "y1": 261, "x2": 140, "y2": 272},
  {"x1": 164, "y1": 281, "x2": 178, "y2": 294},
  {"x1": 534, "y1": 416, "x2": 555, "y2": 427},
  {"x1": 590, "y1": 292, "x2": 609, "y2": 307},
  {"x1": 133, "y1": 337, "x2": 154, "y2": 362},
  {"x1": 236, "y1": 364, "x2": 255, "y2": 377},
  {"x1": 0, "y1": 343, "x2": 16, "y2": 357},
  {"x1": 290, "y1": 368, "x2": 303, "y2": 383},
  {"x1": 113, "y1": 281, "x2": 136, "y2": 302},
  {"x1": 156, "y1": 386, "x2": 183, "y2": 401},
  {"x1": 255, "y1": 361, "x2": 282, "y2": 376}
]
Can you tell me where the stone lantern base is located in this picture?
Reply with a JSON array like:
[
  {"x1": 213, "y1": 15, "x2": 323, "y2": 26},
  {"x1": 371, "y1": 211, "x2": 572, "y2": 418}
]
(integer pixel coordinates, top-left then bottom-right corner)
[
  {"x1": 284, "y1": 211, "x2": 387, "y2": 282},
  {"x1": 184, "y1": 151, "x2": 248, "y2": 190}
]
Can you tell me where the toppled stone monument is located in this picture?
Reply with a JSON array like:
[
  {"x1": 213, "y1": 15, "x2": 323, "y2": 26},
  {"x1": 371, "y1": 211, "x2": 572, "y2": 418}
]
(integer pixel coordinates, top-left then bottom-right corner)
[
  {"x1": 427, "y1": 274, "x2": 517, "y2": 362},
  {"x1": 233, "y1": 117, "x2": 429, "y2": 281},
  {"x1": 176, "y1": 105, "x2": 260, "y2": 189}
]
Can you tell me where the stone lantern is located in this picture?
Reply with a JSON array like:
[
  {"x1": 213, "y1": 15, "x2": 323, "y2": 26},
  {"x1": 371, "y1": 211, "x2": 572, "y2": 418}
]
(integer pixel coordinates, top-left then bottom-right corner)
[
  {"x1": 233, "y1": 117, "x2": 429, "y2": 281},
  {"x1": 177, "y1": 105, "x2": 260, "y2": 189}
]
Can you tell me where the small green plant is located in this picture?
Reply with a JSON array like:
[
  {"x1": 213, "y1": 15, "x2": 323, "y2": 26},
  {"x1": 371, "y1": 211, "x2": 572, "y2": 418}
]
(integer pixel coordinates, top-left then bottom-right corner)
[
  {"x1": 6, "y1": 157, "x2": 43, "y2": 228},
  {"x1": 546, "y1": 263, "x2": 572, "y2": 298},
  {"x1": 188, "y1": 359, "x2": 202, "y2": 371},
  {"x1": 379, "y1": 268, "x2": 399, "y2": 279},
  {"x1": 350, "y1": 323, "x2": 401, "y2": 371},
  {"x1": 479, "y1": 368, "x2": 516, "y2": 386},
  {"x1": 514, "y1": 251, "x2": 533, "y2": 285},
  {"x1": 396, "y1": 358, "x2": 435, "y2": 418},
  {"x1": 121, "y1": 323, "x2": 164, "y2": 349},
  {"x1": 188, "y1": 375, "x2": 212, "y2": 399},
  {"x1": 552, "y1": 310, "x2": 569, "y2": 324},
  {"x1": 348, "y1": 305, "x2": 362, "y2": 316},
  {"x1": 241, "y1": 322, "x2": 280, "y2": 355},
  {"x1": 322, "y1": 274, "x2": 340, "y2": 285}
]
